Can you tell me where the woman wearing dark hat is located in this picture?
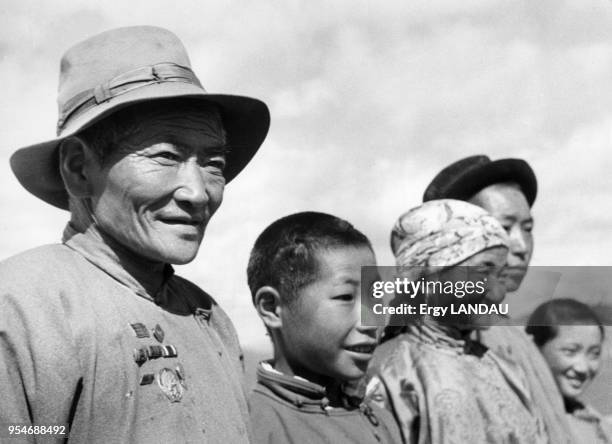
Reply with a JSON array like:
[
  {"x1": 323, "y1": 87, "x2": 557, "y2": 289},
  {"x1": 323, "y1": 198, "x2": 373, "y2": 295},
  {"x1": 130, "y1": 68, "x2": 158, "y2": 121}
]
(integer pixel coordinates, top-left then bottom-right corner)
[{"x1": 0, "y1": 26, "x2": 269, "y2": 442}]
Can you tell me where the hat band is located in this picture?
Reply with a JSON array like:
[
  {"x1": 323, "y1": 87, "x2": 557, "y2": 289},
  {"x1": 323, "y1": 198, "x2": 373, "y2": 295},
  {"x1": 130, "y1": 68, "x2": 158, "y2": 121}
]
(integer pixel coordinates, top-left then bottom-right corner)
[{"x1": 57, "y1": 63, "x2": 203, "y2": 134}]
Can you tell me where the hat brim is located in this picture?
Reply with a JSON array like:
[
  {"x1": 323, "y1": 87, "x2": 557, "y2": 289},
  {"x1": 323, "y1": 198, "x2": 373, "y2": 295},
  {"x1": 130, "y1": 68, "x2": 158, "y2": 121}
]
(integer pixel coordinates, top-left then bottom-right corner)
[
  {"x1": 425, "y1": 159, "x2": 537, "y2": 206},
  {"x1": 10, "y1": 81, "x2": 270, "y2": 210}
]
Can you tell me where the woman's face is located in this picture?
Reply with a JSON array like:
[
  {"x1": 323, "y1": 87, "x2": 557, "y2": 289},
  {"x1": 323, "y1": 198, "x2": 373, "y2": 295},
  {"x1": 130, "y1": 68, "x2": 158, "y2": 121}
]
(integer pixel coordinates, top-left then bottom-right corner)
[
  {"x1": 432, "y1": 246, "x2": 507, "y2": 329},
  {"x1": 540, "y1": 325, "x2": 603, "y2": 400}
]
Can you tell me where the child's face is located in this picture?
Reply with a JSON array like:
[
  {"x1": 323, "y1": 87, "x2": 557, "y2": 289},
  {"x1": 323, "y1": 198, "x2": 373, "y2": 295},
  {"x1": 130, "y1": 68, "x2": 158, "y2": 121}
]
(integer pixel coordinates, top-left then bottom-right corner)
[
  {"x1": 540, "y1": 325, "x2": 603, "y2": 400},
  {"x1": 280, "y1": 245, "x2": 377, "y2": 385}
]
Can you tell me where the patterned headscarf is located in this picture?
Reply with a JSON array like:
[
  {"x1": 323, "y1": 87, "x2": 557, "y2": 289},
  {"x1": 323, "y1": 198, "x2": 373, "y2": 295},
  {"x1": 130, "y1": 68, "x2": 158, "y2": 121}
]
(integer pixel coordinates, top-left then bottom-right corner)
[{"x1": 391, "y1": 199, "x2": 509, "y2": 277}]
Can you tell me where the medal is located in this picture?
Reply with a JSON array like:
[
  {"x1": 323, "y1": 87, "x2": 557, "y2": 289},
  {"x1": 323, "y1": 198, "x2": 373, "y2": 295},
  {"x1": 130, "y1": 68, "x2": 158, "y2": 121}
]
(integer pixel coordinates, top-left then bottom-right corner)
[
  {"x1": 152, "y1": 324, "x2": 165, "y2": 343},
  {"x1": 133, "y1": 347, "x2": 149, "y2": 365},
  {"x1": 157, "y1": 368, "x2": 185, "y2": 402},
  {"x1": 130, "y1": 323, "x2": 150, "y2": 338}
]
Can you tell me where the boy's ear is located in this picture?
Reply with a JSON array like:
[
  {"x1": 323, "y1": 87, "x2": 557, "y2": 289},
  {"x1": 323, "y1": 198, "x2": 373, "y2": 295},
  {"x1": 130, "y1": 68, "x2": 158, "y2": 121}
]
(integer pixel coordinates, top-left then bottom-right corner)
[
  {"x1": 254, "y1": 286, "x2": 283, "y2": 330},
  {"x1": 59, "y1": 136, "x2": 98, "y2": 198}
]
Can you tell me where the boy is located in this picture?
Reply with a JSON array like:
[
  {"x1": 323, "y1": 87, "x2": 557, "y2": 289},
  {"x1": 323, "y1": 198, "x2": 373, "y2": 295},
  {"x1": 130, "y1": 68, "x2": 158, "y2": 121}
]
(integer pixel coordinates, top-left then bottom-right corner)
[{"x1": 247, "y1": 212, "x2": 402, "y2": 443}]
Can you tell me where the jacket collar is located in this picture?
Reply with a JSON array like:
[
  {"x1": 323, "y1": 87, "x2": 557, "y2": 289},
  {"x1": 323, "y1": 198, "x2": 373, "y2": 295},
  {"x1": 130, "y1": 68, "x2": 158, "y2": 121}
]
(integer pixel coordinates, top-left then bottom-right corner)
[
  {"x1": 405, "y1": 320, "x2": 488, "y2": 356},
  {"x1": 256, "y1": 361, "x2": 361, "y2": 410},
  {"x1": 63, "y1": 223, "x2": 174, "y2": 304}
]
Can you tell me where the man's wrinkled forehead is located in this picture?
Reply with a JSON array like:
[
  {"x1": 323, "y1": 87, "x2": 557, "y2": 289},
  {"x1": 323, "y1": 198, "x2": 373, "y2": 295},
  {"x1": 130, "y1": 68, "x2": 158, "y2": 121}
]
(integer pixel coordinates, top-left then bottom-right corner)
[{"x1": 124, "y1": 105, "x2": 226, "y2": 150}]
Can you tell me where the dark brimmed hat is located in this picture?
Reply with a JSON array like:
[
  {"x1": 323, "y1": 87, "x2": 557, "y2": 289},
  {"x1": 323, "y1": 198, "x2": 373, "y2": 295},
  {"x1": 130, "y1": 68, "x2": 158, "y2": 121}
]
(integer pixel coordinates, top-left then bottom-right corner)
[
  {"x1": 10, "y1": 26, "x2": 270, "y2": 210},
  {"x1": 423, "y1": 155, "x2": 537, "y2": 206}
]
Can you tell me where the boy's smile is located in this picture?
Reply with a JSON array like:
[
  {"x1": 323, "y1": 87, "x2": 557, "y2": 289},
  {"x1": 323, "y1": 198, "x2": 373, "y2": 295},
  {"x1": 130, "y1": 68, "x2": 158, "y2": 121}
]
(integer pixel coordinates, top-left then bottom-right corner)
[{"x1": 276, "y1": 245, "x2": 377, "y2": 386}]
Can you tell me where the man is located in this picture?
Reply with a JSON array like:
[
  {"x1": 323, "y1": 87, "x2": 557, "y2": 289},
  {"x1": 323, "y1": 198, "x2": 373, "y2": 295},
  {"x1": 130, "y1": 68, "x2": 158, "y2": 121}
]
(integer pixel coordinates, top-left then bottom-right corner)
[
  {"x1": 423, "y1": 155, "x2": 575, "y2": 443},
  {"x1": 0, "y1": 26, "x2": 269, "y2": 443}
]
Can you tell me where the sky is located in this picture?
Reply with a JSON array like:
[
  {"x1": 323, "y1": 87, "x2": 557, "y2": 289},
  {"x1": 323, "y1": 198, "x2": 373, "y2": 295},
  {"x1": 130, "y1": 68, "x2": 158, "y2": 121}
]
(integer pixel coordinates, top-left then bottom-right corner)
[{"x1": 1, "y1": 0, "x2": 611, "y2": 356}]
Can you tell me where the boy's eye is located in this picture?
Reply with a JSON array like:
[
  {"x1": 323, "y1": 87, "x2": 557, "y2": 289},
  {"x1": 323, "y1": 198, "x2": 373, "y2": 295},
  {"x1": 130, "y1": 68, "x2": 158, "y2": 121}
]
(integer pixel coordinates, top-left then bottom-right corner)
[{"x1": 333, "y1": 294, "x2": 355, "y2": 302}]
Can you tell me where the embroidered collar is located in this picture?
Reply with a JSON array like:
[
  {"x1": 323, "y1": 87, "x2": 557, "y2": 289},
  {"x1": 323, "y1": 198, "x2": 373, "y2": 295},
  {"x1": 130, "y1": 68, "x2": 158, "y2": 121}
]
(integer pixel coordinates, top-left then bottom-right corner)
[
  {"x1": 405, "y1": 320, "x2": 487, "y2": 356},
  {"x1": 63, "y1": 223, "x2": 174, "y2": 304}
]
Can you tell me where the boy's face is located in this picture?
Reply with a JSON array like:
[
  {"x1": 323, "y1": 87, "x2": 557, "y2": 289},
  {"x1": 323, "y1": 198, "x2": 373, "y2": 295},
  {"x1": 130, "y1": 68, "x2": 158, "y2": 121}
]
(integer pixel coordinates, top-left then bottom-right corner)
[{"x1": 280, "y1": 245, "x2": 377, "y2": 385}]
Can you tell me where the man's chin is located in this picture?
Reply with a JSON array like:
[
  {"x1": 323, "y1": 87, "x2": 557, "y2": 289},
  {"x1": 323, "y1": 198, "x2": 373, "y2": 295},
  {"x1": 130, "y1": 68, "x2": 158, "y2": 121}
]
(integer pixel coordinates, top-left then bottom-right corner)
[
  {"x1": 139, "y1": 245, "x2": 200, "y2": 265},
  {"x1": 167, "y1": 255, "x2": 198, "y2": 265},
  {"x1": 164, "y1": 248, "x2": 200, "y2": 265},
  {"x1": 151, "y1": 237, "x2": 203, "y2": 265}
]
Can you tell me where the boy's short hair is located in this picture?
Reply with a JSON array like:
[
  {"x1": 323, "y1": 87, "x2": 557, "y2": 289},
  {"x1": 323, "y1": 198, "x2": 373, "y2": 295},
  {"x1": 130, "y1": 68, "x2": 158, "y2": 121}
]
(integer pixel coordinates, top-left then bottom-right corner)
[
  {"x1": 247, "y1": 211, "x2": 372, "y2": 304},
  {"x1": 526, "y1": 298, "x2": 604, "y2": 347}
]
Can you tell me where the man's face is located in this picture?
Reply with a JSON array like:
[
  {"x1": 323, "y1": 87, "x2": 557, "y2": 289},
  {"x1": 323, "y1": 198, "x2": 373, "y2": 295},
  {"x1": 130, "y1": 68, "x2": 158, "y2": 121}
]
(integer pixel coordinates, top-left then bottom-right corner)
[
  {"x1": 469, "y1": 183, "x2": 533, "y2": 292},
  {"x1": 86, "y1": 106, "x2": 226, "y2": 264},
  {"x1": 280, "y1": 246, "x2": 378, "y2": 385}
]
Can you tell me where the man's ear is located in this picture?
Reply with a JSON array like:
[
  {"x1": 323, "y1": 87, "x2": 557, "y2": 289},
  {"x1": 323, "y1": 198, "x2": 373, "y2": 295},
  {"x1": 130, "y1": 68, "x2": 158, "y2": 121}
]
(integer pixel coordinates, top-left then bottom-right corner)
[
  {"x1": 59, "y1": 136, "x2": 97, "y2": 198},
  {"x1": 254, "y1": 286, "x2": 283, "y2": 330}
]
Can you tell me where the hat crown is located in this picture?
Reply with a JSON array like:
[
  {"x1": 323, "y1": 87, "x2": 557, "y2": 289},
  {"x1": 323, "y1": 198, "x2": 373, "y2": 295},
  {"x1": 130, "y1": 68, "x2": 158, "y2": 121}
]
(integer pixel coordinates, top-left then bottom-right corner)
[
  {"x1": 438, "y1": 155, "x2": 491, "y2": 176},
  {"x1": 11, "y1": 25, "x2": 270, "y2": 211},
  {"x1": 423, "y1": 155, "x2": 537, "y2": 206},
  {"x1": 58, "y1": 26, "x2": 193, "y2": 118}
]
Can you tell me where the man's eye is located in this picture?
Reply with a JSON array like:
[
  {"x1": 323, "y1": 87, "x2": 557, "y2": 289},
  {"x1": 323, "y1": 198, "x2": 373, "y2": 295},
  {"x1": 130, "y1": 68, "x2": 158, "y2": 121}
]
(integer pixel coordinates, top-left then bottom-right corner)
[
  {"x1": 155, "y1": 152, "x2": 181, "y2": 161},
  {"x1": 522, "y1": 223, "x2": 534, "y2": 233},
  {"x1": 206, "y1": 159, "x2": 226, "y2": 171}
]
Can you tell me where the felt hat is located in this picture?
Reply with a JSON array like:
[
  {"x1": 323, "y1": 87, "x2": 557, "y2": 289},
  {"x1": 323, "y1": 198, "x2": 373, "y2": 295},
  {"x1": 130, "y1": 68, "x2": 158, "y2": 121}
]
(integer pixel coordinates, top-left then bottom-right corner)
[
  {"x1": 10, "y1": 26, "x2": 270, "y2": 210},
  {"x1": 423, "y1": 155, "x2": 537, "y2": 206}
]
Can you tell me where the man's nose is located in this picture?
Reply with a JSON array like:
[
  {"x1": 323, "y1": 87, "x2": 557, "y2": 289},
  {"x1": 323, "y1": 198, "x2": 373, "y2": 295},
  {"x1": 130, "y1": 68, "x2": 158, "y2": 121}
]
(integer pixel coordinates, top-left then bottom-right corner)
[
  {"x1": 509, "y1": 227, "x2": 528, "y2": 258},
  {"x1": 173, "y1": 161, "x2": 209, "y2": 207}
]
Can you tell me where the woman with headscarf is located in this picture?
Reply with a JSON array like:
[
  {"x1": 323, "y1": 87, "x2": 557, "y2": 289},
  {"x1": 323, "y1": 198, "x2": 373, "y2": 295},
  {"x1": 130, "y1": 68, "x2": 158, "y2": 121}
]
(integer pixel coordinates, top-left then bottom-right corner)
[{"x1": 365, "y1": 199, "x2": 548, "y2": 444}]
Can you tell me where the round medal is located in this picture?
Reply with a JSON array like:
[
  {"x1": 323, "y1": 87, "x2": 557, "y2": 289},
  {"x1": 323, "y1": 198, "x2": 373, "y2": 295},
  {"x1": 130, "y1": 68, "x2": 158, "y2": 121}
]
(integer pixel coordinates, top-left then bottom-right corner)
[{"x1": 157, "y1": 368, "x2": 185, "y2": 402}]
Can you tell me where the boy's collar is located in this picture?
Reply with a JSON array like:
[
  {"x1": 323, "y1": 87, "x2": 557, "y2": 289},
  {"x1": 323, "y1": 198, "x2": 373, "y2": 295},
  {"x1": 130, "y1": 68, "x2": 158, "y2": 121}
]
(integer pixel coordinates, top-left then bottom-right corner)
[{"x1": 256, "y1": 361, "x2": 362, "y2": 409}]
